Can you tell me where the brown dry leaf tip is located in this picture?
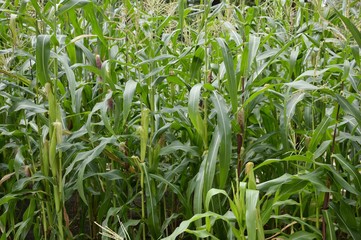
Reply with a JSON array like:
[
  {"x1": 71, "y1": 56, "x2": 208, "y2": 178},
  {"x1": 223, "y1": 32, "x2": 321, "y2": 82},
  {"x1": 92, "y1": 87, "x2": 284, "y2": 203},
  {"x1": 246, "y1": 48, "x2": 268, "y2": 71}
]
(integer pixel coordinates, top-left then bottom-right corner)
[
  {"x1": 63, "y1": 207, "x2": 70, "y2": 228},
  {"x1": 107, "y1": 98, "x2": 114, "y2": 110},
  {"x1": 207, "y1": 71, "x2": 213, "y2": 83},
  {"x1": 0, "y1": 172, "x2": 15, "y2": 186},
  {"x1": 24, "y1": 165, "x2": 31, "y2": 177},
  {"x1": 245, "y1": 162, "x2": 254, "y2": 175},
  {"x1": 237, "y1": 108, "x2": 245, "y2": 132},
  {"x1": 158, "y1": 134, "x2": 166, "y2": 147},
  {"x1": 119, "y1": 142, "x2": 128, "y2": 155},
  {"x1": 95, "y1": 54, "x2": 102, "y2": 69},
  {"x1": 129, "y1": 166, "x2": 136, "y2": 174}
]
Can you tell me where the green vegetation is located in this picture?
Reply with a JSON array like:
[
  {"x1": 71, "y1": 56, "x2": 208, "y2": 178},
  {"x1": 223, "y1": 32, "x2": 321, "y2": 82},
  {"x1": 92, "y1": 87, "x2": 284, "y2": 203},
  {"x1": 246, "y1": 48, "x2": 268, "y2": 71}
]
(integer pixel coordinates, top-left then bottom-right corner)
[{"x1": 1, "y1": 0, "x2": 361, "y2": 239}]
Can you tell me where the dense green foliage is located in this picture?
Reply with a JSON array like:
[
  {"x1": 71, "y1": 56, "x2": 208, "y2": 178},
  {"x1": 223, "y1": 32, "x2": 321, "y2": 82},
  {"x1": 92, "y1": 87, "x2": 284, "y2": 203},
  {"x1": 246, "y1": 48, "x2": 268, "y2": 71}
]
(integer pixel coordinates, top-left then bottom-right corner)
[{"x1": 1, "y1": 0, "x2": 361, "y2": 239}]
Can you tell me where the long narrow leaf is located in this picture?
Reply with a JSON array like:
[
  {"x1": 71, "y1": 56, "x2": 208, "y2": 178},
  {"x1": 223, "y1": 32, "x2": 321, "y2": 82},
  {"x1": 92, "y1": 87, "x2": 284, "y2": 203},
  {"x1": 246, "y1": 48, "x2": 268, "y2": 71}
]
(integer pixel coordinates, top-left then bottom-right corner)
[
  {"x1": 211, "y1": 92, "x2": 231, "y2": 189},
  {"x1": 36, "y1": 35, "x2": 51, "y2": 86},
  {"x1": 216, "y1": 38, "x2": 238, "y2": 113},
  {"x1": 57, "y1": 0, "x2": 91, "y2": 16},
  {"x1": 332, "y1": 154, "x2": 361, "y2": 192},
  {"x1": 203, "y1": 127, "x2": 222, "y2": 194},
  {"x1": 123, "y1": 80, "x2": 138, "y2": 126},
  {"x1": 246, "y1": 189, "x2": 259, "y2": 240},
  {"x1": 335, "y1": 9, "x2": 361, "y2": 48},
  {"x1": 188, "y1": 83, "x2": 205, "y2": 139},
  {"x1": 335, "y1": 94, "x2": 361, "y2": 128},
  {"x1": 322, "y1": 209, "x2": 337, "y2": 240}
]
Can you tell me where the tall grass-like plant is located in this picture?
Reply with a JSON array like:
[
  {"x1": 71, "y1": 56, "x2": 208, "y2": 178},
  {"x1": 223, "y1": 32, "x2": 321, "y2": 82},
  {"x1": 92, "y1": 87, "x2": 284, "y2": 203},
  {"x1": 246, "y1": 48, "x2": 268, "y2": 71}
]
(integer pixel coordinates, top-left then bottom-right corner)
[{"x1": 1, "y1": 0, "x2": 361, "y2": 239}]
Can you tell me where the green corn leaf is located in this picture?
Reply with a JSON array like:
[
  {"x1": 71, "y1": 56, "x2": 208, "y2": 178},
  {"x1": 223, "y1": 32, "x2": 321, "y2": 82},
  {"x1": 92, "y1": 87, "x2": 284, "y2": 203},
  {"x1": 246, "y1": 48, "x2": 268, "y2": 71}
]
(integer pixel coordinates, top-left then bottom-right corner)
[
  {"x1": 251, "y1": 38, "x2": 295, "y2": 82},
  {"x1": 74, "y1": 42, "x2": 96, "y2": 66},
  {"x1": 140, "y1": 108, "x2": 150, "y2": 162},
  {"x1": 190, "y1": 47, "x2": 204, "y2": 81},
  {"x1": 0, "y1": 194, "x2": 17, "y2": 206},
  {"x1": 14, "y1": 218, "x2": 31, "y2": 240},
  {"x1": 204, "y1": 127, "x2": 222, "y2": 195},
  {"x1": 286, "y1": 91, "x2": 305, "y2": 119},
  {"x1": 138, "y1": 54, "x2": 174, "y2": 66},
  {"x1": 316, "y1": 162, "x2": 361, "y2": 196},
  {"x1": 245, "y1": 189, "x2": 259, "y2": 240},
  {"x1": 188, "y1": 83, "x2": 206, "y2": 140},
  {"x1": 248, "y1": 35, "x2": 260, "y2": 74},
  {"x1": 161, "y1": 212, "x2": 229, "y2": 240},
  {"x1": 271, "y1": 214, "x2": 322, "y2": 236},
  {"x1": 285, "y1": 80, "x2": 319, "y2": 90},
  {"x1": 313, "y1": 140, "x2": 332, "y2": 160},
  {"x1": 242, "y1": 84, "x2": 275, "y2": 109},
  {"x1": 36, "y1": 35, "x2": 51, "y2": 86},
  {"x1": 85, "y1": 92, "x2": 114, "y2": 137},
  {"x1": 332, "y1": 154, "x2": 361, "y2": 192},
  {"x1": 295, "y1": 67, "x2": 342, "y2": 81},
  {"x1": 149, "y1": 173, "x2": 190, "y2": 214},
  {"x1": 322, "y1": 209, "x2": 337, "y2": 240},
  {"x1": 210, "y1": 92, "x2": 231, "y2": 189},
  {"x1": 330, "y1": 201, "x2": 361, "y2": 240},
  {"x1": 177, "y1": 0, "x2": 185, "y2": 40},
  {"x1": 335, "y1": 94, "x2": 361, "y2": 128},
  {"x1": 29, "y1": 0, "x2": 53, "y2": 28},
  {"x1": 14, "y1": 100, "x2": 47, "y2": 114},
  {"x1": 74, "y1": 137, "x2": 116, "y2": 205},
  {"x1": 289, "y1": 231, "x2": 318, "y2": 240},
  {"x1": 83, "y1": 4, "x2": 106, "y2": 46},
  {"x1": 57, "y1": 0, "x2": 91, "y2": 16},
  {"x1": 193, "y1": 157, "x2": 206, "y2": 226},
  {"x1": 216, "y1": 38, "x2": 238, "y2": 113},
  {"x1": 142, "y1": 163, "x2": 160, "y2": 237},
  {"x1": 205, "y1": 188, "x2": 229, "y2": 212},
  {"x1": 254, "y1": 155, "x2": 312, "y2": 171},
  {"x1": 54, "y1": 54, "x2": 77, "y2": 113},
  {"x1": 240, "y1": 34, "x2": 249, "y2": 78},
  {"x1": 335, "y1": 9, "x2": 361, "y2": 49},
  {"x1": 279, "y1": 179, "x2": 308, "y2": 198},
  {"x1": 351, "y1": 46, "x2": 360, "y2": 67},
  {"x1": 289, "y1": 47, "x2": 299, "y2": 78},
  {"x1": 159, "y1": 140, "x2": 198, "y2": 156},
  {"x1": 308, "y1": 116, "x2": 332, "y2": 152}
]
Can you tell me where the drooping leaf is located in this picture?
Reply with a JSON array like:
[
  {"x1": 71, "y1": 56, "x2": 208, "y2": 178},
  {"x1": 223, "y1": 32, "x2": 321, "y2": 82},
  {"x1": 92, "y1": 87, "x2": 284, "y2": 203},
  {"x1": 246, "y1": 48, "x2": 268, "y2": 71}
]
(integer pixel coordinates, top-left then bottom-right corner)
[
  {"x1": 335, "y1": 9, "x2": 361, "y2": 48},
  {"x1": 285, "y1": 80, "x2": 319, "y2": 90},
  {"x1": 286, "y1": 91, "x2": 305, "y2": 119},
  {"x1": 335, "y1": 94, "x2": 361, "y2": 128},
  {"x1": 332, "y1": 154, "x2": 361, "y2": 192},
  {"x1": 71, "y1": 137, "x2": 116, "y2": 205},
  {"x1": 57, "y1": 0, "x2": 91, "y2": 16}
]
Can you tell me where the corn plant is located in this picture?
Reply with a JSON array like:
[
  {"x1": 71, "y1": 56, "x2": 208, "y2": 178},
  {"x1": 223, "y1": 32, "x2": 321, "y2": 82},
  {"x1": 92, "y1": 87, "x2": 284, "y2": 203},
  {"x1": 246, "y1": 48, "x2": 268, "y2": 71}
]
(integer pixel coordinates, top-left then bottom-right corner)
[{"x1": 1, "y1": 0, "x2": 361, "y2": 239}]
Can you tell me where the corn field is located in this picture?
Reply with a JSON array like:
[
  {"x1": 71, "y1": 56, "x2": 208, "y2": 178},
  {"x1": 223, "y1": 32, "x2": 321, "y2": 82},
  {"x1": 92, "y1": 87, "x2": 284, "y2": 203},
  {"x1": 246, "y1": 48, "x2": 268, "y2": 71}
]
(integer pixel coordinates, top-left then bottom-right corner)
[{"x1": 0, "y1": 0, "x2": 361, "y2": 239}]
